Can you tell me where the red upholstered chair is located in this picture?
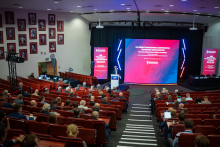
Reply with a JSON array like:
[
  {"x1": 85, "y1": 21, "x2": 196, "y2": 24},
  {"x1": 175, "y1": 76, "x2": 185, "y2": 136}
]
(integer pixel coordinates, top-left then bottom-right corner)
[
  {"x1": 178, "y1": 133, "x2": 202, "y2": 147},
  {"x1": 194, "y1": 114, "x2": 210, "y2": 120},
  {"x1": 80, "y1": 114, "x2": 92, "y2": 120},
  {"x1": 49, "y1": 124, "x2": 68, "y2": 138},
  {"x1": 190, "y1": 118, "x2": 203, "y2": 126},
  {"x1": 8, "y1": 118, "x2": 27, "y2": 133},
  {"x1": 171, "y1": 125, "x2": 185, "y2": 139},
  {"x1": 211, "y1": 103, "x2": 220, "y2": 108},
  {"x1": 202, "y1": 110, "x2": 215, "y2": 115},
  {"x1": 210, "y1": 114, "x2": 220, "y2": 119},
  {"x1": 200, "y1": 104, "x2": 211, "y2": 108},
  {"x1": 208, "y1": 135, "x2": 220, "y2": 147},
  {"x1": 74, "y1": 118, "x2": 94, "y2": 129},
  {"x1": 58, "y1": 110, "x2": 74, "y2": 117},
  {"x1": 28, "y1": 121, "x2": 51, "y2": 138},
  {"x1": 93, "y1": 120, "x2": 108, "y2": 146},
  {"x1": 217, "y1": 127, "x2": 220, "y2": 135},
  {"x1": 185, "y1": 114, "x2": 194, "y2": 119},
  {"x1": 194, "y1": 125, "x2": 216, "y2": 136},
  {"x1": 188, "y1": 111, "x2": 201, "y2": 115},
  {"x1": 57, "y1": 116, "x2": 74, "y2": 125},
  {"x1": 56, "y1": 136, "x2": 84, "y2": 147},
  {"x1": 207, "y1": 107, "x2": 219, "y2": 111},
  {"x1": 22, "y1": 105, "x2": 32, "y2": 112},
  {"x1": 190, "y1": 104, "x2": 200, "y2": 108},
  {"x1": 36, "y1": 114, "x2": 48, "y2": 123},
  {"x1": 203, "y1": 119, "x2": 220, "y2": 128},
  {"x1": 77, "y1": 128, "x2": 96, "y2": 145}
]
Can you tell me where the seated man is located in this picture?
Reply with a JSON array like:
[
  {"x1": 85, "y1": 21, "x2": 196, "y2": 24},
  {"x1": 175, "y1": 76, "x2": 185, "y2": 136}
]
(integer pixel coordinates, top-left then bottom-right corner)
[
  {"x1": 21, "y1": 134, "x2": 39, "y2": 147},
  {"x1": 180, "y1": 97, "x2": 188, "y2": 104},
  {"x1": 113, "y1": 86, "x2": 120, "y2": 92},
  {"x1": 18, "y1": 82, "x2": 27, "y2": 96},
  {"x1": 13, "y1": 94, "x2": 24, "y2": 105},
  {"x1": 50, "y1": 99, "x2": 58, "y2": 110},
  {"x1": 161, "y1": 109, "x2": 176, "y2": 137},
  {"x1": 87, "y1": 94, "x2": 92, "y2": 99},
  {"x1": 201, "y1": 96, "x2": 211, "y2": 104},
  {"x1": 195, "y1": 135, "x2": 210, "y2": 147},
  {"x1": 56, "y1": 86, "x2": 62, "y2": 92},
  {"x1": 101, "y1": 97, "x2": 111, "y2": 105},
  {"x1": 100, "y1": 94, "x2": 106, "y2": 100},
  {"x1": 39, "y1": 103, "x2": 50, "y2": 116},
  {"x1": 89, "y1": 86, "x2": 95, "y2": 91},
  {"x1": 93, "y1": 105, "x2": 100, "y2": 113},
  {"x1": 73, "y1": 108, "x2": 81, "y2": 118},
  {"x1": 182, "y1": 108, "x2": 188, "y2": 114},
  {"x1": 96, "y1": 84, "x2": 101, "y2": 89},
  {"x1": 39, "y1": 96, "x2": 47, "y2": 104},
  {"x1": 178, "y1": 103, "x2": 184, "y2": 111},
  {"x1": 30, "y1": 100, "x2": 37, "y2": 107},
  {"x1": 78, "y1": 100, "x2": 89, "y2": 110},
  {"x1": 92, "y1": 111, "x2": 110, "y2": 142},
  {"x1": 7, "y1": 104, "x2": 33, "y2": 120},
  {"x1": 89, "y1": 96, "x2": 96, "y2": 103},
  {"x1": 3, "y1": 90, "x2": 11, "y2": 98},
  {"x1": 185, "y1": 93, "x2": 193, "y2": 101},
  {"x1": 31, "y1": 89, "x2": 39, "y2": 96},
  {"x1": 112, "y1": 87, "x2": 116, "y2": 91},
  {"x1": 167, "y1": 119, "x2": 194, "y2": 147},
  {"x1": 111, "y1": 94, "x2": 119, "y2": 102},
  {"x1": 174, "y1": 89, "x2": 178, "y2": 94},
  {"x1": 176, "y1": 92, "x2": 181, "y2": 98},
  {"x1": 154, "y1": 94, "x2": 163, "y2": 100},
  {"x1": 0, "y1": 93, "x2": 13, "y2": 108},
  {"x1": 58, "y1": 78, "x2": 65, "y2": 88},
  {"x1": 68, "y1": 91, "x2": 76, "y2": 97},
  {"x1": 90, "y1": 101, "x2": 95, "y2": 106},
  {"x1": 0, "y1": 125, "x2": 25, "y2": 147},
  {"x1": 118, "y1": 92, "x2": 126, "y2": 99},
  {"x1": 172, "y1": 100, "x2": 179, "y2": 108},
  {"x1": 69, "y1": 102, "x2": 85, "y2": 113},
  {"x1": 167, "y1": 95, "x2": 173, "y2": 101},
  {"x1": 56, "y1": 97, "x2": 61, "y2": 103},
  {"x1": 44, "y1": 88, "x2": 50, "y2": 94},
  {"x1": 82, "y1": 82, "x2": 87, "y2": 88},
  {"x1": 64, "y1": 87, "x2": 71, "y2": 93},
  {"x1": 65, "y1": 99, "x2": 71, "y2": 107}
]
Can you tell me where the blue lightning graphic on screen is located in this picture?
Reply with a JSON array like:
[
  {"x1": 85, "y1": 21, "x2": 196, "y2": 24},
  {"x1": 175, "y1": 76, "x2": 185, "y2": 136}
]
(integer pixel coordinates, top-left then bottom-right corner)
[
  {"x1": 180, "y1": 39, "x2": 186, "y2": 78},
  {"x1": 117, "y1": 40, "x2": 122, "y2": 71}
]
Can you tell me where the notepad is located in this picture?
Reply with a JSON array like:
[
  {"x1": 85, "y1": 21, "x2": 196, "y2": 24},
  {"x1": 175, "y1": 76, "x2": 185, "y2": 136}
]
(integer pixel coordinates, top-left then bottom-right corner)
[{"x1": 164, "y1": 112, "x2": 171, "y2": 119}]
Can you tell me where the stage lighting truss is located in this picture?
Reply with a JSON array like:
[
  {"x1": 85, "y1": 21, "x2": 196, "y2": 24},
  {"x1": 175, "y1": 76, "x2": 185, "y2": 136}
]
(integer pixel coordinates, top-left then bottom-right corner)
[
  {"x1": 117, "y1": 39, "x2": 122, "y2": 71},
  {"x1": 180, "y1": 39, "x2": 186, "y2": 78}
]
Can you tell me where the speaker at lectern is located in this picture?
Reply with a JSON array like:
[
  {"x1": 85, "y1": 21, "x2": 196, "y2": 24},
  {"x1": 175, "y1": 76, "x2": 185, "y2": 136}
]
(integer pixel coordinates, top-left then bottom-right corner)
[{"x1": 111, "y1": 74, "x2": 119, "y2": 89}]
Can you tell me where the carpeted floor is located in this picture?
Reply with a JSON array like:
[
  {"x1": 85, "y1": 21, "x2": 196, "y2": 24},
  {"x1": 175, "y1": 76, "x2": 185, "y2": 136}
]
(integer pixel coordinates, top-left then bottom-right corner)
[
  {"x1": 127, "y1": 88, "x2": 145, "y2": 96},
  {"x1": 105, "y1": 84, "x2": 194, "y2": 147}
]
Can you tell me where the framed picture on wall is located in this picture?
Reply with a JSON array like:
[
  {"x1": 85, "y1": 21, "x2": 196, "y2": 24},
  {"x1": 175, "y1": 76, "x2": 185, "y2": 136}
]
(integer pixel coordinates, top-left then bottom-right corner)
[
  {"x1": 19, "y1": 49, "x2": 28, "y2": 61},
  {"x1": 5, "y1": 11, "x2": 14, "y2": 24},
  {"x1": 0, "y1": 14, "x2": 2, "y2": 27},
  {"x1": 48, "y1": 14, "x2": 55, "y2": 25},
  {"x1": 49, "y1": 42, "x2": 56, "y2": 52},
  {"x1": 7, "y1": 43, "x2": 16, "y2": 53},
  {"x1": 30, "y1": 42, "x2": 37, "y2": 54},
  {"x1": 6, "y1": 27, "x2": 15, "y2": 40},
  {"x1": 57, "y1": 34, "x2": 64, "y2": 45},
  {"x1": 57, "y1": 21, "x2": 64, "y2": 32},
  {"x1": 0, "y1": 47, "x2": 4, "y2": 59},
  {"x1": 28, "y1": 13, "x2": 36, "y2": 25},
  {"x1": 18, "y1": 34, "x2": 27, "y2": 46},
  {"x1": 39, "y1": 34, "x2": 46, "y2": 45},
  {"x1": 0, "y1": 31, "x2": 3, "y2": 44},
  {"x1": 38, "y1": 19, "x2": 46, "y2": 31},
  {"x1": 17, "y1": 19, "x2": 26, "y2": 31},
  {"x1": 49, "y1": 28, "x2": 56, "y2": 39},
  {"x1": 29, "y1": 28, "x2": 37, "y2": 39}
]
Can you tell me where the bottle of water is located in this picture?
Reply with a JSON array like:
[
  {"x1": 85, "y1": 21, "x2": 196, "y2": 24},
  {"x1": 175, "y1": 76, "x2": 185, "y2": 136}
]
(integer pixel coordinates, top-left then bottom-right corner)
[{"x1": 213, "y1": 115, "x2": 216, "y2": 119}]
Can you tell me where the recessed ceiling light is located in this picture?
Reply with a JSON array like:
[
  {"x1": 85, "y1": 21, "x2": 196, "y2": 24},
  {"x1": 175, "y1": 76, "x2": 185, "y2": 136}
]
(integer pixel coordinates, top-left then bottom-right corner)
[
  {"x1": 77, "y1": 6, "x2": 81, "y2": 7},
  {"x1": 183, "y1": 12, "x2": 186, "y2": 13},
  {"x1": 214, "y1": 7, "x2": 219, "y2": 8},
  {"x1": 54, "y1": 2, "x2": 59, "y2": 3},
  {"x1": 210, "y1": 14, "x2": 212, "y2": 15},
  {"x1": 127, "y1": 10, "x2": 130, "y2": 11},
  {"x1": 126, "y1": 8, "x2": 130, "y2": 9},
  {"x1": 165, "y1": 11, "x2": 169, "y2": 12},
  {"x1": 47, "y1": 9, "x2": 51, "y2": 10},
  {"x1": 18, "y1": 6, "x2": 23, "y2": 8},
  {"x1": 161, "y1": 9, "x2": 164, "y2": 10},
  {"x1": 121, "y1": 4, "x2": 125, "y2": 5},
  {"x1": 110, "y1": 10, "x2": 114, "y2": 11},
  {"x1": 193, "y1": 10, "x2": 197, "y2": 11},
  {"x1": 169, "y1": 5, "x2": 174, "y2": 7},
  {"x1": 208, "y1": 16, "x2": 210, "y2": 17},
  {"x1": 197, "y1": 13, "x2": 200, "y2": 14},
  {"x1": 182, "y1": 0, "x2": 187, "y2": 1},
  {"x1": 94, "y1": 9, "x2": 97, "y2": 10},
  {"x1": 70, "y1": 11, "x2": 73, "y2": 12},
  {"x1": 164, "y1": 13, "x2": 169, "y2": 14}
]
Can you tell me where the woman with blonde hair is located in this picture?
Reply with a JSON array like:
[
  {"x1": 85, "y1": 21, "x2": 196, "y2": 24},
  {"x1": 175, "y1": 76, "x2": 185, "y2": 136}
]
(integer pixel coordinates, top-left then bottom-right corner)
[{"x1": 67, "y1": 124, "x2": 87, "y2": 147}]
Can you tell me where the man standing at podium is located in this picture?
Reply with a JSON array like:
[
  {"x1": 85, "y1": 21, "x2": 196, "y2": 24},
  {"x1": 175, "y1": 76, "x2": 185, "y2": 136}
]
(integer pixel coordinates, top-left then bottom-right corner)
[{"x1": 113, "y1": 66, "x2": 120, "y2": 75}]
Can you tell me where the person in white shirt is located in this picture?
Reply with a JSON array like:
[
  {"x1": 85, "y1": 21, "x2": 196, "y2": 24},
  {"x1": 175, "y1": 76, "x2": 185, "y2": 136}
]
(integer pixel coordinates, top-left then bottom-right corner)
[
  {"x1": 185, "y1": 93, "x2": 193, "y2": 101},
  {"x1": 78, "y1": 100, "x2": 89, "y2": 110}
]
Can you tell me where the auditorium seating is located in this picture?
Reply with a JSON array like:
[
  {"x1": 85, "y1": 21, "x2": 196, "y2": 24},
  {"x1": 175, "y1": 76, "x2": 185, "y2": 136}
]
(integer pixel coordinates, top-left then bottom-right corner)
[{"x1": 178, "y1": 133, "x2": 202, "y2": 147}]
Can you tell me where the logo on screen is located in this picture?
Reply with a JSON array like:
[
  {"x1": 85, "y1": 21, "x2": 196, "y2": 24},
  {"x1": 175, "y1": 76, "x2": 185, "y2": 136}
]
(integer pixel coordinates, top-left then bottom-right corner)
[
  {"x1": 112, "y1": 76, "x2": 118, "y2": 80},
  {"x1": 147, "y1": 61, "x2": 158, "y2": 65},
  {"x1": 207, "y1": 50, "x2": 216, "y2": 53},
  {"x1": 96, "y1": 49, "x2": 105, "y2": 52}
]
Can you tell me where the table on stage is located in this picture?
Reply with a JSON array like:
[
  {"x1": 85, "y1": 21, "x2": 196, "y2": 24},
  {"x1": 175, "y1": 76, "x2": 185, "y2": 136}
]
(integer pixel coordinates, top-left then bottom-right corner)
[{"x1": 188, "y1": 76, "x2": 220, "y2": 87}]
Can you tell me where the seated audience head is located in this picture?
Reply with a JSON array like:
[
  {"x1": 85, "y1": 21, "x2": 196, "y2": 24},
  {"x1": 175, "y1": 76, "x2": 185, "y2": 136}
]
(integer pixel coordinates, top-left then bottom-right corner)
[
  {"x1": 113, "y1": 94, "x2": 116, "y2": 99},
  {"x1": 107, "y1": 88, "x2": 111, "y2": 94},
  {"x1": 60, "y1": 78, "x2": 63, "y2": 81},
  {"x1": 184, "y1": 119, "x2": 194, "y2": 130},
  {"x1": 178, "y1": 112, "x2": 186, "y2": 122},
  {"x1": 103, "y1": 97, "x2": 108, "y2": 102},
  {"x1": 89, "y1": 89, "x2": 93, "y2": 94},
  {"x1": 88, "y1": 94, "x2": 92, "y2": 99},
  {"x1": 99, "y1": 91, "x2": 103, "y2": 96},
  {"x1": 21, "y1": 134, "x2": 38, "y2": 147},
  {"x1": 3, "y1": 90, "x2": 10, "y2": 97},
  {"x1": 182, "y1": 108, "x2": 188, "y2": 114},
  {"x1": 162, "y1": 88, "x2": 166, "y2": 92},
  {"x1": 90, "y1": 101, "x2": 95, "y2": 106},
  {"x1": 116, "y1": 86, "x2": 119, "y2": 90},
  {"x1": 91, "y1": 86, "x2": 94, "y2": 89},
  {"x1": 80, "y1": 100, "x2": 86, "y2": 106},
  {"x1": 106, "y1": 87, "x2": 109, "y2": 92},
  {"x1": 26, "y1": 93, "x2": 31, "y2": 98},
  {"x1": 175, "y1": 89, "x2": 178, "y2": 93},
  {"x1": 204, "y1": 96, "x2": 208, "y2": 101},
  {"x1": 93, "y1": 106, "x2": 100, "y2": 112},
  {"x1": 67, "y1": 124, "x2": 79, "y2": 138},
  {"x1": 181, "y1": 97, "x2": 186, "y2": 102},
  {"x1": 179, "y1": 103, "x2": 184, "y2": 109},
  {"x1": 48, "y1": 113, "x2": 57, "y2": 123},
  {"x1": 171, "y1": 109, "x2": 177, "y2": 118},
  {"x1": 56, "y1": 97, "x2": 61, "y2": 103},
  {"x1": 0, "y1": 110, "x2": 6, "y2": 123},
  {"x1": 186, "y1": 93, "x2": 190, "y2": 98},
  {"x1": 97, "y1": 88, "x2": 101, "y2": 92},
  {"x1": 104, "y1": 85, "x2": 108, "y2": 90},
  {"x1": 168, "y1": 95, "x2": 172, "y2": 100},
  {"x1": 92, "y1": 111, "x2": 99, "y2": 120},
  {"x1": 176, "y1": 92, "x2": 181, "y2": 96},
  {"x1": 19, "y1": 82, "x2": 23, "y2": 86},
  {"x1": 30, "y1": 100, "x2": 37, "y2": 107},
  {"x1": 39, "y1": 96, "x2": 45, "y2": 102},
  {"x1": 70, "y1": 91, "x2": 74, "y2": 96},
  {"x1": 195, "y1": 135, "x2": 210, "y2": 147},
  {"x1": 75, "y1": 87, "x2": 79, "y2": 91},
  {"x1": 65, "y1": 99, "x2": 71, "y2": 106},
  {"x1": 17, "y1": 94, "x2": 23, "y2": 100},
  {"x1": 58, "y1": 86, "x2": 62, "y2": 91},
  {"x1": 119, "y1": 92, "x2": 123, "y2": 97},
  {"x1": 90, "y1": 96, "x2": 95, "y2": 101},
  {"x1": 77, "y1": 84, "x2": 80, "y2": 88},
  {"x1": 74, "y1": 108, "x2": 80, "y2": 117},
  {"x1": 72, "y1": 102, "x2": 78, "y2": 108},
  {"x1": 34, "y1": 89, "x2": 39, "y2": 94},
  {"x1": 83, "y1": 82, "x2": 86, "y2": 86},
  {"x1": 174, "y1": 100, "x2": 179, "y2": 106},
  {"x1": 97, "y1": 84, "x2": 100, "y2": 88},
  {"x1": 102, "y1": 94, "x2": 106, "y2": 98},
  {"x1": 168, "y1": 107, "x2": 173, "y2": 112},
  {"x1": 13, "y1": 104, "x2": 22, "y2": 113},
  {"x1": 113, "y1": 87, "x2": 116, "y2": 90},
  {"x1": 0, "y1": 93, "x2": 4, "y2": 100},
  {"x1": 165, "y1": 90, "x2": 169, "y2": 94},
  {"x1": 95, "y1": 103, "x2": 100, "y2": 108},
  {"x1": 42, "y1": 104, "x2": 50, "y2": 112},
  {"x1": 66, "y1": 87, "x2": 70, "y2": 92},
  {"x1": 45, "y1": 88, "x2": 49, "y2": 93},
  {"x1": 157, "y1": 93, "x2": 162, "y2": 98},
  {"x1": 51, "y1": 99, "x2": 58, "y2": 106}
]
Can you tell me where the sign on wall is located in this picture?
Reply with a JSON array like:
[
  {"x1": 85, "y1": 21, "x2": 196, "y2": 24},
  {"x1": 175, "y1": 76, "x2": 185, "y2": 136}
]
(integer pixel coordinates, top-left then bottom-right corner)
[
  {"x1": 94, "y1": 47, "x2": 108, "y2": 79},
  {"x1": 202, "y1": 49, "x2": 218, "y2": 76}
]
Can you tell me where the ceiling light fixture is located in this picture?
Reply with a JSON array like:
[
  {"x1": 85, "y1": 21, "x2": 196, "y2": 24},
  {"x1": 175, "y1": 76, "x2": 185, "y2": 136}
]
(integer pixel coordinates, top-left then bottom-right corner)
[
  {"x1": 214, "y1": 7, "x2": 219, "y2": 8},
  {"x1": 70, "y1": 11, "x2": 73, "y2": 12},
  {"x1": 18, "y1": 6, "x2": 23, "y2": 8},
  {"x1": 94, "y1": 9, "x2": 97, "y2": 10},
  {"x1": 169, "y1": 5, "x2": 174, "y2": 7},
  {"x1": 77, "y1": 6, "x2": 81, "y2": 7},
  {"x1": 126, "y1": 8, "x2": 130, "y2": 9},
  {"x1": 161, "y1": 9, "x2": 164, "y2": 10},
  {"x1": 121, "y1": 4, "x2": 125, "y2": 5},
  {"x1": 47, "y1": 9, "x2": 51, "y2": 10},
  {"x1": 193, "y1": 10, "x2": 197, "y2": 11},
  {"x1": 182, "y1": 0, "x2": 187, "y2": 1},
  {"x1": 54, "y1": 2, "x2": 59, "y2": 3}
]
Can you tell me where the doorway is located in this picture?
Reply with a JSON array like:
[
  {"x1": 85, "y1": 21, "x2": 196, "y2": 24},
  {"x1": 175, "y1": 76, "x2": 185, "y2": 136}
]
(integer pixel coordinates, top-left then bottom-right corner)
[{"x1": 38, "y1": 61, "x2": 57, "y2": 76}]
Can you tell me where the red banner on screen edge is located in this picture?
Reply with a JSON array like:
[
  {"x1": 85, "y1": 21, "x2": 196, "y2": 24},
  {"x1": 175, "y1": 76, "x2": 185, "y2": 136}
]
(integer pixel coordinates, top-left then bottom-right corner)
[
  {"x1": 202, "y1": 49, "x2": 217, "y2": 76},
  {"x1": 94, "y1": 47, "x2": 108, "y2": 79}
]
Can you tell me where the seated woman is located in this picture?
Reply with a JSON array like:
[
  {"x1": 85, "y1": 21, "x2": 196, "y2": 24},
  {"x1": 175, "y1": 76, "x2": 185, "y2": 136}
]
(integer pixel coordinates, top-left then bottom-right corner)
[
  {"x1": 48, "y1": 112, "x2": 58, "y2": 124},
  {"x1": 67, "y1": 124, "x2": 87, "y2": 147}
]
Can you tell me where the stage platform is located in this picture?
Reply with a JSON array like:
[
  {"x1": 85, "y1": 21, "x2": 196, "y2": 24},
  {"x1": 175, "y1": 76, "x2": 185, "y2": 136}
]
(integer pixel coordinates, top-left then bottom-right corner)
[
  {"x1": 178, "y1": 82, "x2": 220, "y2": 91},
  {"x1": 102, "y1": 84, "x2": 129, "y2": 91}
]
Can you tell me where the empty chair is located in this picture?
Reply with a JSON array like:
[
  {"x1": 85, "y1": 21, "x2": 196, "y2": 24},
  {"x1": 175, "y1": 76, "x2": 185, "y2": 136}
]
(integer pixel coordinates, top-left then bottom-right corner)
[
  {"x1": 194, "y1": 114, "x2": 209, "y2": 120},
  {"x1": 188, "y1": 111, "x2": 201, "y2": 115},
  {"x1": 211, "y1": 103, "x2": 220, "y2": 108},
  {"x1": 217, "y1": 127, "x2": 220, "y2": 135},
  {"x1": 74, "y1": 118, "x2": 94, "y2": 129},
  {"x1": 58, "y1": 110, "x2": 74, "y2": 117},
  {"x1": 178, "y1": 133, "x2": 202, "y2": 147},
  {"x1": 49, "y1": 124, "x2": 68, "y2": 137},
  {"x1": 191, "y1": 118, "x2": 203, "y2": 126},
  {"x1": 194, "y1": 125, "x2": 216, "y2": 136},
  {"x1": 36, "y1": 114, "x2": 48, "y2": 122},
  {"x1": 203, "y1": 119, "x2": 220, "y2": 128},
  {"x1": 171, "y1": 125, "x2": 185, "y2": 139},
  {"x1": 208, "y1": 135, "x2": 220, "y2": 147},
  {"x1": 185, "y1": 114, "x2": 194, "y2": 119},
  {"x1": 57, "y1": 136, "x2": 84, "y2": 147},
  {"x1": 207, "y1": 107, "x2": 219, "y2": 111},
  {"x1": 57, "y1": 116, "x2": 74, "y2": 125},
  {"x1": 210, "y1": 114, "x2": 220, "y2": 119},
  {"x1": 203, "y1": 110, "x2": 215, "y2": 115},
  {"x1": 28, "y1": 121, "x2": 51, "y2": 138},
  {"x1": 190, "y1": 104, "x2": 200, "y2": 108},
  {"x1": 8, "y1": 118, "x2": 27, "y2": 133}
]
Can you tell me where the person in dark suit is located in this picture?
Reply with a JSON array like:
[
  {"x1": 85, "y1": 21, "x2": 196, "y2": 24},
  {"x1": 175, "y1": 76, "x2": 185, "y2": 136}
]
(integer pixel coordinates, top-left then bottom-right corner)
[
  {"x1": 118, "y1": 92, "x2": 126, "y2": 99},
  {"x1": 13, "y1": 94, "x2": 24, "y2": 105},
  {"x1": 68, "y1": 91, "x2": 76, "y2": 97},
  {"x1": 7, "y1": 104, "x2": 34, "y2": 120},
  {"x1": 90, "y1": 101, "x2": 95, "y2": 106},
  {"x1": 64, "y1": 87, "x2": 71, "y2": 93},
  {"x1": 167, "y1": 95, "x2": 173, "y2": 101},
  {"x1": 69, "y1": 102, "x2": 85, "y2": 114},
  {"x1": 18, "y1": 82, "x2": 26, "y2": 96},
  {"x1": 73, "y1": 108, "x2": 81, "y2": 118},
  {"x1": 56, "y1": 86, "x2": 62, "y2": 92},
  {"x1": 178, "y1": 103, "x2": 184, "y2": 111},
  {"x1": 50, "y1": 99, "x2": 58, "y2": 111},
  {"x1": 65, "y1": 99, "x2": 71, "y2": 107},
  {"x1": 101, "y1": 97, "x2": 111, "y2": 105},
  {"x1": 179, "y1": 97, "x2": 188, "y2": 104},
  {"x1": 111, "y1": 94, "x2": 119, "y2": 102},
  {"x1": 112, "y1": 66, "x2": 120, "y2": 75},
  {"x1": 172, "y1": 100, "x2": 179, "y2": 108},
  {"x1": 0, "y1": 93, "x2": 13, "y2": 108},
  {"x1": 113, "y1": 86, "x2": 121, "y2": 92},
  {"x1": 39, "y1": 104, "x2": 50, "y2": 116}
]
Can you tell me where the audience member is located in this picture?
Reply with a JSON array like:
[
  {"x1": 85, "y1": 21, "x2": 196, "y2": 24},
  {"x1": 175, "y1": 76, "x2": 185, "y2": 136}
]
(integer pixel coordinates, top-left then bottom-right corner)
[
  {"x1": 100, "y1": 94, "x2": 106, "y2": 100},
  {"x1": 161, "y1": 109, "x2": 176, "y2": 137},
  {"x1": 39, "y1": 103, "x2": 50, "y2": 116},
  {"x1": 95, "y1": 103, "x2": 100, "y2": 108},
  {"x1": 113, "y1": 86, "x2": 120, "y2": 92},
  {"x1": 178, "y1": 103, "x2": 184, "y2": 110},
  {"x1": 21, "y1": 134, "x2": 38, "y2": 147},
  {"x1": 69, "y1": 102, "x2": 85, "y2": 113},
  {"x1": 182, "y1": 108, "x2": 188, "y2": 114},
  {"x1": 64, "y1": 87, "x2": 71, "y2": 93},
  {"x1": 82, "y1": 82, "x2": 87, "y2": 88},
  {"x1": 99, "y1": 91, "x2": 103, "y2": 97},
  {"x1": 30, "y1": 73, "x2": 34, "y2": 78},
  {"x1": 167, "y1": 119, "x2": 194, "y2": 147},
  {"x1": 180, "y1": 97, "x2": 188, "y2": 104},
  {"x1": 65, "y1": 99, "x2": 71, "y2": 106},
  {"x1": 78, "y1": 100, "x2": 89, "y2": 110},
  {"x1": 89, "y1": 96, "x2": 96, "y2": 103},
  {"x1": 26, "y1": 93, "x2": 31, "y2": 98},
  {"x1": 161, "y1": 88, "x2": 166, "y2": 93},
  {"x1": 58, "y1": 78, "x2": 65, "y2": 88},
  {"x1": 167, "y1": 95, "x2": 173, "y2": 101},
  {"x1": 87, "y1": 94, "x2": 92, "y2": 99},
  {"x1": 48, "y1": 113, "x2": 57, "y2": 124},
  {"x1": 3, "y1": 90, "x2": 11, "y2": 97},
  {"x1": 44, "y1": 88, "x2": 50, "y2": 94},
  {"x1": 7, "y1": 104, "x2": 33, "y2": 120},
  {"x1": 0, "y1": 125, "x2": 25, "y2": 147},
  {"x1": 107, "y1": 89, "x2": 112, "y2": 97},
  {"x1": 90, "y1": 101, "x2": 95, "y2": 106},
  {"x1": 111, "y1": 94, "x2": 119, "y2": 102},
  {"x1": 118, "y1": 92, "x2": 126, "y2": 99},
  {"x1": 13, "y1": 94, "x2": 24, "y2": 105},
  {"x1": 31, "y1": 89, "x2": 39, "y2": 96},
  {"x1": 172, "y1": 100, "x2": 179, "y2": 108},
  {"x1": 67, "y1": 124, "x2": 87, "y2": 147},
  {"x1": 113, "y1": 87, "x2": 116, "y2": 91},
  {"x1": 30, "y1": 100, "x2": 37, "y2": 107},
  {"x1": 195, "y1": 135, "x2": 210, "y2": 147},
  {"x1": 73, "y1": 108, "x2": 80, "y2": 118},
  {"x1": 101, "y1": 97, "x2": 111, "y2": 105},
  {"x1": 89, "y1": 86, "x2": 94, "y2": 91},
  {"x1": 68, "y1": 91, "x2": 76, "y2": 97},
  {"x1": 0, "y1": 93, "x2": 13, "y2": 108},
  {"x1": 185, "y1": 93, "x2": 192, "y2": 101},
  {"x1": 201, "y1": 96, "x2": 211, "y2": 104},
  {"x1": 154, "y1": 93, "x2": 163, "y2": 100},
  {"x1": 176, "y1": 92, "x2": 181, "y2": 98},
  {"x1": 50, "y1": 99, "x2": 58, "y2": 110},
  {"x1": 56, "y1": 86, "x2": 62, "y2": 92},
  {"x1": 0, "y1": 110, "x2": 6, "y2": 126},
  {"x1": 39, "y1": 96, "x2": 46, "y2": 104},
  {"x1": 93, "y1": 106, "x2": 100, "y2": 113},
  {"x1": 174, "y1": 89, "x2": 178, "y2": 94},
  {"x1": 18, "y1": 82, "x2": 27, "y2": 96},
  {"x1": 56, "y1": 97, "x2": 61, "y2": 103},
  {"x1": 96, "y1": 84, "x2": 101, "y2": 89}
]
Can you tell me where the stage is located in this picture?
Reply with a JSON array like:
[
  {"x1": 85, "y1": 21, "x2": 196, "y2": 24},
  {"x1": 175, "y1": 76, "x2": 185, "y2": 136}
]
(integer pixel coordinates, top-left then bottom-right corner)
[{"x1": 102, "y1": 84, "x2": 129, "y2": 91}]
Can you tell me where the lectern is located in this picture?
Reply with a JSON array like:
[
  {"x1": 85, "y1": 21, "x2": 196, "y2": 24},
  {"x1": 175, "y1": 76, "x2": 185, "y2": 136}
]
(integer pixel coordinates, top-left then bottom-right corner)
[{"x1": 111, "y1": 74, "x2": 119, "y2": 89}]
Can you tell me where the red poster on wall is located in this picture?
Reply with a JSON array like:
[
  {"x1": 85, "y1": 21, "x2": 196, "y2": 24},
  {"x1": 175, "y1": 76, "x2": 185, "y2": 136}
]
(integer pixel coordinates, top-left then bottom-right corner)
[
  {"x1": 202, "y1": 49, "x2": 217, "y2": 76},
  {"x1": 94, "y1": 47, "x2": 108, "y2": 79}
]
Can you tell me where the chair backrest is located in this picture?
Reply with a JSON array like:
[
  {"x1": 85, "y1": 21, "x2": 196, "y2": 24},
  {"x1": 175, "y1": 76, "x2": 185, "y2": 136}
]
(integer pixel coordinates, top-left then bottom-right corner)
[
  {"x1": 57, "y1": 116, "x2": 74, "y2": 125},
  {"x1": 191, "y1": 118, "x2": 203, "y2": 126},
  {"x1": 80, "y1": 114, "x2": 92, "y2": 120},
  {"x1": 194, "y1": 114, "x2": 209, "y2": 120},
  {"x1": 36, "y1": 115, "x2": 48, "y2": 123},
  {"x1": 28, "y1": 121, "x2": 49, "y2": 134},
  {"x1": 203, "y1": 119, "x2": 220, "y2": 128},
  {"x1": 9, "y1": 118, "x2": 27, "y2": 133},
  {"x1": 78, "y1": 128, "x2": 96, "y2": 144},
  {"x1": 194, "y1": 125, "x2": 216, "y2": 136},
  {"x1": 185, "y1": 114, "x2": 194, "y2": 119},
  {"x1": 171, "y1": 125, "x2": 185, "y2": 139},
  {"x1": 178, "y1": 133, "x2": 202, "y2": 147},
  {"x1": 93, "y1": 120, "x2": 107, "y2": 145},
  {"x1": 32, "y1": 107, "x2": 42, "y2": 113},
  {"x1": 217, "y1": 127, "x2": 220, "y2": 135},
  {"x1": 58, "y1": 110, "x2": 74, "y2": 117},
  {"x1": 74, "y1": 118, "x2": 94, "y2": 129},
  {"x1": 57, "y1": 136, "x2": 84, "y2": 147},
  {"x1": 208, "y1": 135, "x2": 220, "y2": 147}
]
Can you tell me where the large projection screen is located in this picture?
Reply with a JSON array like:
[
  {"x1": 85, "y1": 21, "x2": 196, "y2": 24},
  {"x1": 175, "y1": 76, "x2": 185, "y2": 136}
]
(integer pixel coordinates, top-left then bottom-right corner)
[{"x1": 125, "y1": 39, "x2": 180, "y2": 84}]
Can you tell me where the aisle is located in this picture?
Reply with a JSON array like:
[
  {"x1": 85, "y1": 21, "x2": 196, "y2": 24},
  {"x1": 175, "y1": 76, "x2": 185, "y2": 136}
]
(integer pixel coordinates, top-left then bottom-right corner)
[{"x1": 117, "y1": 104, "x2": 157, "y2": 147}]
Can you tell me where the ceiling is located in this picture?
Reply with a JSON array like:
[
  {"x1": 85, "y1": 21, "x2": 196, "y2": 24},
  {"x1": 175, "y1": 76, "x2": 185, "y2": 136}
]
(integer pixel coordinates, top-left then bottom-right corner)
[{"x1": 1, "y1": 0, "x2": 220, "y2": 24}]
